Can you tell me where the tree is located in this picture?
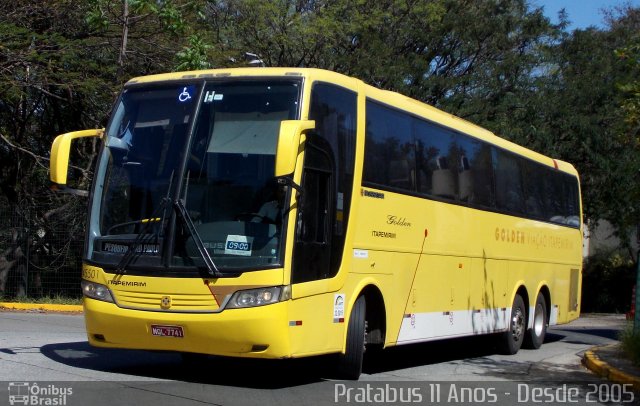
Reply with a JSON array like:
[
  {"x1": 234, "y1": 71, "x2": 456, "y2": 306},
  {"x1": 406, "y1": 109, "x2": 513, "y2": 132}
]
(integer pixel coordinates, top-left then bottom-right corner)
[
  {"x1": 85, "y1": 0, "x2": 212, "y2": 77},
  {"x1": 202, "y1": 0, "x2": 557, "y2": 106},
  {"x1": 0, "y1": 0, "x2": 210, "y2": 296},
  {"x1": 530, "y1": 7, "x2": 639, "y2": 256},
  {"x1": 614, "y1": 25, "x2": 640, "y2": 257}
]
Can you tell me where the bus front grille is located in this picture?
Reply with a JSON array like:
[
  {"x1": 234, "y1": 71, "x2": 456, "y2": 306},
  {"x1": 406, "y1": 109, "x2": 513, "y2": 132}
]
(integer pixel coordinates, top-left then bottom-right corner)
[{"x1": 113, "y1": 291, "x2": 219, "y2": 313}]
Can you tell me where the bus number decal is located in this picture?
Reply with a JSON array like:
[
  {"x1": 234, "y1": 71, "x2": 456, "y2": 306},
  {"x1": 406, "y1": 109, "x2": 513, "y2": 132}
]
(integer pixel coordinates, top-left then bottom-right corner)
[
  {"x1": 225, "y1": 235, "x2": 253, "y2": 256},
  {"x1": 333, "y1": 294, "x2": 345, "y2": 323},
  {"x1": 82, "y1": 266, "x2": 98, "y2": 281}
]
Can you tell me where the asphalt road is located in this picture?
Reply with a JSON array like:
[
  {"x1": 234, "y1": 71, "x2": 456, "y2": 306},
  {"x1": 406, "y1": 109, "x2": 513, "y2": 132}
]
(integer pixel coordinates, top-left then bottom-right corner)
[{"x1": 0, "y1": 311, "x2": 632, "y2": 405}]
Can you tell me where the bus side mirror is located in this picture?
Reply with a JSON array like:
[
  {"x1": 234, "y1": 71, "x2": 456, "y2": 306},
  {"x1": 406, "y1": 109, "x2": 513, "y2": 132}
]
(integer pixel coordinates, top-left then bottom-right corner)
[
  {"x1": 274, "y1": 120, "x2": 315, "y2": 178},
  {"x1": 50, "y1": 129, "x2": 104, "y2": 186}
]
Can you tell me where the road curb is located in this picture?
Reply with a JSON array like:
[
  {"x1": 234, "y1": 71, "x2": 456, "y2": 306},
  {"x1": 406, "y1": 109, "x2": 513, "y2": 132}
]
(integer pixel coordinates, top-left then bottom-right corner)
[
  {"x1": 0, "y1": 302, "x2": 83, "y2": 313},
  {"x1": 583, "y1": 345, "x2": 640, "y2": 390}
]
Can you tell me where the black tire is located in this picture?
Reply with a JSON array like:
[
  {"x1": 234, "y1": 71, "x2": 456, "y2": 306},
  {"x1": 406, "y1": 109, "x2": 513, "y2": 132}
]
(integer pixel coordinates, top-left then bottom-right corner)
[
  {"x1": 524, "y1": 293, "x2": 547, "y2": 349},
  {"x1": 337, "y1": 295, "x2": 366, "y2": 380},
  {"x1": 499, "y1": 294, "x2": 526, "y2": 355}
]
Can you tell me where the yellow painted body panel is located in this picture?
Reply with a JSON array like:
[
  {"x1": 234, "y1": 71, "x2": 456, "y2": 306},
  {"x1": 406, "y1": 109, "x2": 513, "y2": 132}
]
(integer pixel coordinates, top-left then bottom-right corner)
[
  {"x1": 83, "y1": 265, "x2": 291, "y2": 357},
  {"x1": 76, "y1": 68, "x2": 582, "y2": 359},
  {"x1": 287, "y1": 290, "x2": 345, "y2": 356},
  {"x1": 351, "y1": 187, "x2": 582, "y2": 344},
  {"x1": 84, "y1": 297, "x2": 291, "y2": 358}
]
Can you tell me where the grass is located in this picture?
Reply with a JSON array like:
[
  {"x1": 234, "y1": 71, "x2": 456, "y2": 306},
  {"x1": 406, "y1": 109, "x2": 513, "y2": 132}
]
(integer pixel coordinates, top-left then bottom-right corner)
[
  {"x1": 620, "y1": 324, "x2": 640, "y2": 366},
  {"x1": 0, "y1": 294, "x2": 82, "y2": 306}
]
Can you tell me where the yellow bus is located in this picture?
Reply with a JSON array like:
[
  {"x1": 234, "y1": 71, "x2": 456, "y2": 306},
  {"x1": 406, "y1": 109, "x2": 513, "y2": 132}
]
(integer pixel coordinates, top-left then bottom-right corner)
[{"x1": 50, "y1": 68, "x2": 582, "y2": 379}]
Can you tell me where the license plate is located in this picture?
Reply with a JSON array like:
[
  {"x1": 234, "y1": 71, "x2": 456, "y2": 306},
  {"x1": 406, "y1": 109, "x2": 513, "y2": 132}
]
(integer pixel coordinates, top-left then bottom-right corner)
[{"x1": 151, "y1": 325, "x2": 184, "y2": 338}]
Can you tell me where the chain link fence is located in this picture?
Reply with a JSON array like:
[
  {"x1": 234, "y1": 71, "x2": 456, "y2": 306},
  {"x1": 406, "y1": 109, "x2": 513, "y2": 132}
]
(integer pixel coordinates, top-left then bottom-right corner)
[{"x1": 0, "y1": 202, "x2": 84, "y2": 299}]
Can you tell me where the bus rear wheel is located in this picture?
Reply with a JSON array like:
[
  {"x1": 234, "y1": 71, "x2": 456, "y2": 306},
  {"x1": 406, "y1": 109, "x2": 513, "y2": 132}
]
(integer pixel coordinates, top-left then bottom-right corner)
[
  {"x1": 500, "y1": 294, "x2": 526, "y2": 355},
  {"x1": 337, "y1": 295, "x2": 366, "y2": 380},
  {"x1": 524, "y1": 293, "x2": 547, "y2": 349}
]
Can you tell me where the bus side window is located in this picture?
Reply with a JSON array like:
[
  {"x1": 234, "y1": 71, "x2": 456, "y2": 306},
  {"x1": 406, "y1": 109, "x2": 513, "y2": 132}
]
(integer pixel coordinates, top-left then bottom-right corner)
[
  {"x1": 545, "y1": 173, "x2": 565, "y2": 222},
  {"x1": 493, "y1": 148, "x2": 526, "y2": 215},
  {"x1": 363, "y1": 100, "x2": 415, "y2": 192},
  {"x1": 458, "y1": 156, "x2": 473, "y2": 202},
  {"x1": 298, "y1": 168, "x2": 331, "y2": 244},
  {"x1": 413, "y1": 119, "x2": 460, "y2": 200},
  {"x1": 389, "y1": 159, "x2": 413, "y2": 190},
  {"x1": 523, "y1": 160, "x2": 545, "y2": 219},
  {"x1": 471, "y1": 143, "x2": 494, "y2": 207},
  {"x1": 431, "y1": 156, "x2": 455, "y2": 198}
]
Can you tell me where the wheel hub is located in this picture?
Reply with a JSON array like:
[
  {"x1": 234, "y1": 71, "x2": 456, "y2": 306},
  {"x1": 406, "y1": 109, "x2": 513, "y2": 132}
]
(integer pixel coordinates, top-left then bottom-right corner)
[
  {"x1": 533, "y1": 303, "x2": 544, "y2": 336},
  {"x1": 511, "y1": 308, "x2": 525, "y2": 341}
]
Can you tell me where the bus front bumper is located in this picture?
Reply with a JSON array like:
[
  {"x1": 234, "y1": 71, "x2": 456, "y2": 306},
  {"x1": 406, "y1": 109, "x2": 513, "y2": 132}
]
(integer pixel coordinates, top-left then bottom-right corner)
[{"x1": 83, "y1": 297, "x2": 291, "y2": 358}]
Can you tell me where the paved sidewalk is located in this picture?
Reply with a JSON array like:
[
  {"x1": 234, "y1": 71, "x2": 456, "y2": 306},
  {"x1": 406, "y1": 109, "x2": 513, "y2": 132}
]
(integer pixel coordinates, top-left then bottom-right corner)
[
  {"x1": 584, "y1": 344, "x2": 640, "y2": 389},
  {"x1": 0, "y1": 302, "x2": 83, "y2": 312}
]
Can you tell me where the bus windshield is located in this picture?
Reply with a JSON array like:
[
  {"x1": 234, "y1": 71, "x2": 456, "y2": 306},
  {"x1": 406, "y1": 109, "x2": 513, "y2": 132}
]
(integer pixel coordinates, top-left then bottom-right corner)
[{"x1": 89, "y1": 80, "x2": 301, "y2": 272}]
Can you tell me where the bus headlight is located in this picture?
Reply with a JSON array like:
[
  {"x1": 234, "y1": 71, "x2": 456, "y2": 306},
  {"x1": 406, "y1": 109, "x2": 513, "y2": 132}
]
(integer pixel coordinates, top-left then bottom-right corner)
[
  {"x1": 81, "y1": 280, "x2": 114, "y2": 303},
  {"x1": 226, "y1": 286, "x2": 288, "y2": 309}
]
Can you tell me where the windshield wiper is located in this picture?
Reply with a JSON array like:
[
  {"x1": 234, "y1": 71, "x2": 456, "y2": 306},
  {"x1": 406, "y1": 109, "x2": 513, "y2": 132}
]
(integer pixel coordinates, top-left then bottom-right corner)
[
  {"x1": 115, "y1": 197, "x2": 170, "y2": 274},
  {"x1": 115, "y1": 172, "x2": 174, "y2": 274},
  {"x1": 172, "y1": 198, "x2": 223, "y2": 278}
]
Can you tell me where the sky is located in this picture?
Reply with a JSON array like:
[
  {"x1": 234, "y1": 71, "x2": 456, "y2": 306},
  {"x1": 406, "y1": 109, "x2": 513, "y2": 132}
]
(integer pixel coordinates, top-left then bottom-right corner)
[{"x1": 534, "y1": 0, "x2": 640, "y2": 29}]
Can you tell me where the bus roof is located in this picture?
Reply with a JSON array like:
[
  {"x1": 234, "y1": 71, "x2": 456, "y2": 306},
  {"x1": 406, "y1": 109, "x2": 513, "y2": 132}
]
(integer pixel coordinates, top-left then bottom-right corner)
[{"x1": 126, "y1": 67, "x2": 578, "y2": 177}]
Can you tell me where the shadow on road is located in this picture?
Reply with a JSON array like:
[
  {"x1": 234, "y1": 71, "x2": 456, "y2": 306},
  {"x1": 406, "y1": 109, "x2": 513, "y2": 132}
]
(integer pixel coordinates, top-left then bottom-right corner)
[
  {"x1": 551, "y1": 327, "x2": 621, "y2": 341},
  {"x1": 363, "y1": 335, "x2": 501, "y2": 374},
  {"x1": 37, "y1": 335, "x2": 547, "y2": 386},
  {"x1": 40, "y1": 341, "x2": 328, "y2": 388},
  {"x1": 37, "y1": 320, "x2": 620, "y2": 387}
]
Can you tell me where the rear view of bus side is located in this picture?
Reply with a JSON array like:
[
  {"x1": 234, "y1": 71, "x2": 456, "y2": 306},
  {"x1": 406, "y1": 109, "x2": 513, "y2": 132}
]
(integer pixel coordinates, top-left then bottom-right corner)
[
  {"x1": 349, "y1": 81, "x2": 582, "y2": 363},
  {"x1": 49, "y1": 68, "x2": 582, "y2": 381}
]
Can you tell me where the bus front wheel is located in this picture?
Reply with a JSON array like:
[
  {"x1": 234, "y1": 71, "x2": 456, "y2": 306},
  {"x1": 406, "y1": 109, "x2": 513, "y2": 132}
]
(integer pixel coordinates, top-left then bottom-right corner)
[
  {"x1": 500, "y1": 294, "x2": 526, "y2": 355},
  {"x1": 524, "y1": 293, "x2": 547, "y2": 349},
  {"x1": 337, "y1": 295, "x2": 366, "y2": 380}
]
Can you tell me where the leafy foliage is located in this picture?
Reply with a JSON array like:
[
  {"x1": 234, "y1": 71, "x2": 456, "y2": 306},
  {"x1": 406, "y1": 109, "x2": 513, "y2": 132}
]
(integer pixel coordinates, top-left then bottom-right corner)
[
  {"x1": 582, "y1": 249, "x2": 636, "y2": 313},
  {"x1": 0, "y1": 0, "x2": 209, "y2": 296},
  {"x1": 0, "y1": 0, "x2": 639, "y2": 297},
  {"x1": 533, "y1": 8, "x2": 640, "y2": 251}
]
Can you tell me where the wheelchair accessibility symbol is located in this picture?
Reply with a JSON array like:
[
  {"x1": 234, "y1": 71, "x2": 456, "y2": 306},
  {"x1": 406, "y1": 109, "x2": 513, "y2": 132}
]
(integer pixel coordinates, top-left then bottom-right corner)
[{"x1": 178, "y1": 86, "x2": 193, "y2": 102}]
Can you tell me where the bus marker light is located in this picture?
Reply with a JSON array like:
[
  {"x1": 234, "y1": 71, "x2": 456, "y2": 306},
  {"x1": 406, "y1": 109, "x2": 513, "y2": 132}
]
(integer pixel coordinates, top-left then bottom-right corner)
[{"x1": 289, "y1": 321, "x2": 303, "y2": 326}]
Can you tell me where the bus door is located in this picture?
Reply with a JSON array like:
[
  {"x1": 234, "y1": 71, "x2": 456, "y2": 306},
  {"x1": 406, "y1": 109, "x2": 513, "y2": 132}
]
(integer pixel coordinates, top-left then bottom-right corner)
[
  {"x1": 288, "y1": 83, "x2": 357, "y2": 355},
  {"x1": 292, "y1": 138, "x2": 334, "y2": 284}
]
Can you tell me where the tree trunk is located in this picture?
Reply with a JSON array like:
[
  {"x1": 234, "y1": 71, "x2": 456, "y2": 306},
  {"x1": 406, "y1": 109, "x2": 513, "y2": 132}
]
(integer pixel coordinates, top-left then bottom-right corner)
[{"x1": 118, "y1": 0, "x2": 129, "y2": 70}]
